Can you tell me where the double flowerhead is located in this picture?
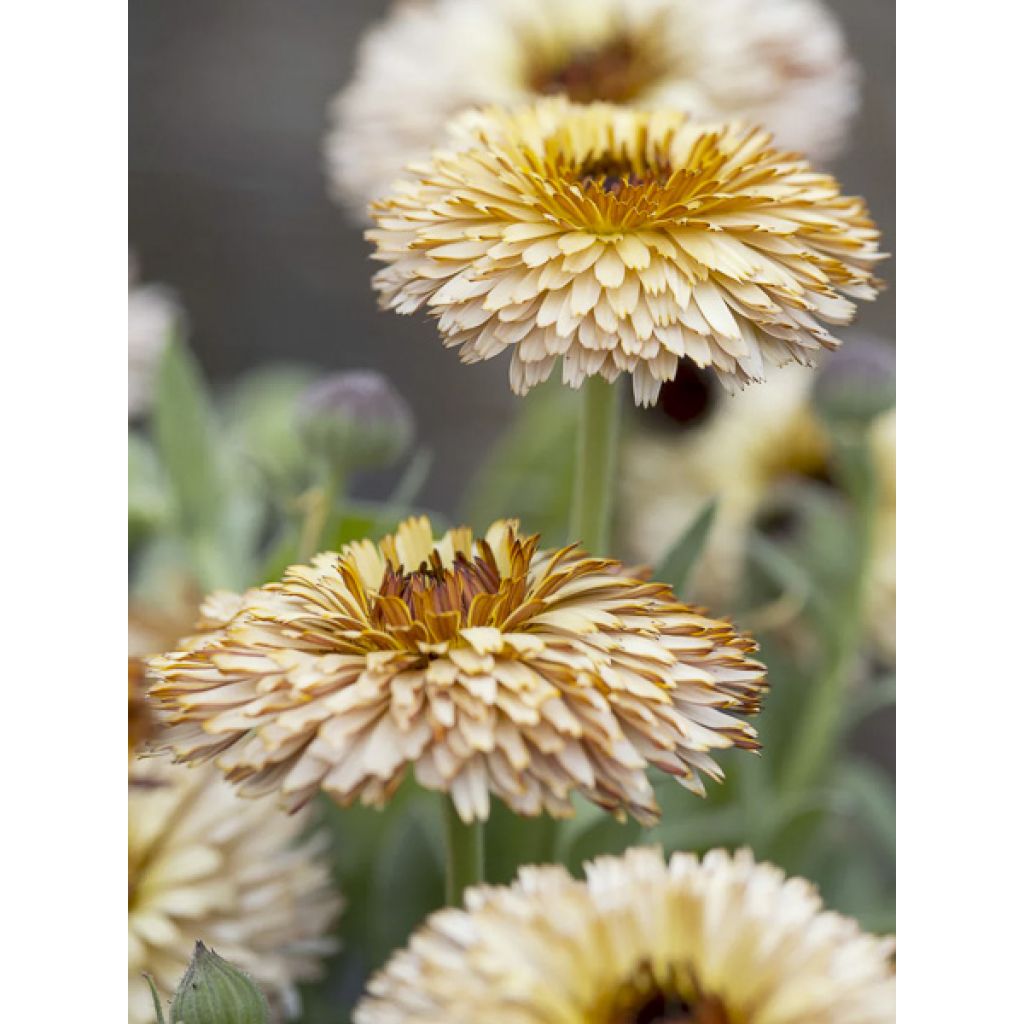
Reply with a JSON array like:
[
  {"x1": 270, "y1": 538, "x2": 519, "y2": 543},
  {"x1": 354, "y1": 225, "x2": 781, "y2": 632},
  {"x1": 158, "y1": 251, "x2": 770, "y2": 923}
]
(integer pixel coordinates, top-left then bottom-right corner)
[
  {"x1": 150, "y1": 517, "x2": 767, "y2": 826},
  {"x1": 367, "y1": 99, "x2": 882, "y2": 406}
]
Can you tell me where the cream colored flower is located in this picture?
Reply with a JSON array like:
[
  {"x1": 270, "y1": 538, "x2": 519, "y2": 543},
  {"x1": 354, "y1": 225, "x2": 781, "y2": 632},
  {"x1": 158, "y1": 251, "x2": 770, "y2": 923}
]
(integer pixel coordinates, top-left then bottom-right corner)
[
  {"x1": 328, "y1": 0, "x2": 858, "y2": 214},
  {"x1": 620, "y1": 367, "x2": 896, "y2": 661},
  {"x1": 150, "y1": 516, "x2": 766, "y2": 825},
  {"x1": 128, "y1": 757, "x2": 340, "y2": 1024},
  {"x1": 355, "y1": 846, "x2": 895, "y2": 1024},
  {"x1": 128, "y1": 250, "x2": 179, "y2": 418},
  {"x1": 368, "y1": 100, "x2": 883, "y2": 405},
  {"x1": 622, "y1": 363, "x2": 828, "y2": 602}
]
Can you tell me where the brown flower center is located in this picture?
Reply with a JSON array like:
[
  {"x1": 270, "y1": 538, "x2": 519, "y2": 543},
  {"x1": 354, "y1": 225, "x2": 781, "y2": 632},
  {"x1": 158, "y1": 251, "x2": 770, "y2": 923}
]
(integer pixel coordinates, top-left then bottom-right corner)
[
  {"x1": 529, "y1": 36, "x2": 656, "y2": 105},
  {"x1": 370, "y1": 549, "x2": 502, "y2": 631},
  {"x1": 576, "y1": 157, "x2": 675, "y2": 197},
  {"x1": 603, "y1": 963, "x2": 732, "y2": 1024},
  {"x1": 648, "y1": 362, "x2": 718, "y2": 431},
  {"x1": 620, "y1": 993, "x2": 731, "y2": 1024}
]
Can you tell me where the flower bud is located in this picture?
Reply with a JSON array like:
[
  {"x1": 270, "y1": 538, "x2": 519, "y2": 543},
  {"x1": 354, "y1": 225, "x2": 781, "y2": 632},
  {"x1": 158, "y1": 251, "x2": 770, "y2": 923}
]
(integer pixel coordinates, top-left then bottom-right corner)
[
  {"x1": 169, "y1": 942, "x2": 269, "y2": 1024},
  {"x1": 813, "y1": 335, "x2": 896, "y2": 428},
  {"x1": 299, "y1": 370, "x2": 414, "y2": 472}
]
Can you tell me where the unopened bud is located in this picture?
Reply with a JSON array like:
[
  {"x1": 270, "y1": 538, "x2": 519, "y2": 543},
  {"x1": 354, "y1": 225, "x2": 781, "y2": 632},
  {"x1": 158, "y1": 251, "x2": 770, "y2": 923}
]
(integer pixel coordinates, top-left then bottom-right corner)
[
  {"x1": 299, "y1": 370, "x2": 414, "y2": 472},
  {"x1": 168, "y1": 942, "x2": 269, "y2": 1024},
  {"x1": 813, "y1": 335, "x2": 896, "y2": 428}
]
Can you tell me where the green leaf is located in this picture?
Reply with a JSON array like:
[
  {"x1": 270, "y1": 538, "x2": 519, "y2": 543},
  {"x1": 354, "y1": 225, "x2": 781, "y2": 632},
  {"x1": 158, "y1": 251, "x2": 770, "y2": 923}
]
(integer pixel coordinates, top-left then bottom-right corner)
[
  {"x1": 654, "y1": 498, "x2": 718, "y2": 595},
  {"x1": 152, "y1": 336, "x2": 223, "y2": 540},
  {"x1": 647, "y1": 804, "x2": 748, "y2": 854},
  {"x1": 128, "y1": 431, "x2": 170, "y2": 545},
  {"x1": 462, "y1": 380, "x2": 579, "y2": 538},
  {"x1": 747, "y1": 532, "x2": 814, "y2": 607},
  {"x1": 222, "y1": 362, "x2": 316, "y2": 497},
  {"x1": 370, "y1": 805, "x2": 444, "y2": 967},
  {"x1": 834, "y1": 759, "x2": 896, "y2": 860}
]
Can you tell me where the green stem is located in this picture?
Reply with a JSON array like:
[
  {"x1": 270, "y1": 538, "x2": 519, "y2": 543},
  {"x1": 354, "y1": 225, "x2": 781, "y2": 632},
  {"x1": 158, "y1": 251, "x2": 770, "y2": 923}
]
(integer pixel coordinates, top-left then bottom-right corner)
[
  {"x1": 569, "y1": 376, "x2": 622, "y2": 552},
  {"x1": 780, "y1": 435, "x2": 878, "y2": 794},
  {"x1": 443, "y1": 799, "x2": 485, "y2": 906}
]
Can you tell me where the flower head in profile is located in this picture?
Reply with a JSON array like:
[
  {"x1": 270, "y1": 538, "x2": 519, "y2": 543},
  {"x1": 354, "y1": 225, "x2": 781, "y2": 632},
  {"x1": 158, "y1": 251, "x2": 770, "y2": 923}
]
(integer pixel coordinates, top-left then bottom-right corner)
[
  {"x1": 128, "y1": 758, "x2": 340, "y2": 1024},
  {"x1": 328, "y1": 0, "x2": 858, "y2": 213},
  {"x1": 368, "y1": 100, "x2": 883, "y2": 405},
  {"x1": 150, "y1": 516, "x2": 766, "y2": 825},
  {"x1": 355, "y1": 846, "x2": 895, "y2": 1024}
]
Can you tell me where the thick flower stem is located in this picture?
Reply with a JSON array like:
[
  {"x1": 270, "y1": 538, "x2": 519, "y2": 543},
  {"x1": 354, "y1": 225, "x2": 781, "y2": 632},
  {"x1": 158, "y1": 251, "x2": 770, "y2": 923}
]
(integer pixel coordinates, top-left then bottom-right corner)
[
  {"x1": 570, "y1": 376, "x2": 623, "y2": 553},
  {"x1": 443, "y1": 799, "x2": 485, "y2": 906}
]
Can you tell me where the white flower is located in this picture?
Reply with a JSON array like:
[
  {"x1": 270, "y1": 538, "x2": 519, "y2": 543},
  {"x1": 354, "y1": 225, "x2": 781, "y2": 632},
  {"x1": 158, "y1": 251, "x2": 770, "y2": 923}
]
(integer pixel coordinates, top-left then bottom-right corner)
[
  {"x1": 327, "y1": 0, "x2": 858, "y2": 216},
  {"x1": 128, "y1": 758, "x2": 340, "y2": 1023},
  {"x1": 356, "y1": 846, "x2": 895, "y2": 1024}
]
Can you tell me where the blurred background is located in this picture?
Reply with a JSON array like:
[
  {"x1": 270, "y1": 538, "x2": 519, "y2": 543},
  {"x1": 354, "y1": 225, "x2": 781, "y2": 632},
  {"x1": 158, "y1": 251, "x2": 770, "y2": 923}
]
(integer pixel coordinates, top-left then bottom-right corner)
[{"x1": 129, "y1": 0, "x2": 893, "y2": 515}]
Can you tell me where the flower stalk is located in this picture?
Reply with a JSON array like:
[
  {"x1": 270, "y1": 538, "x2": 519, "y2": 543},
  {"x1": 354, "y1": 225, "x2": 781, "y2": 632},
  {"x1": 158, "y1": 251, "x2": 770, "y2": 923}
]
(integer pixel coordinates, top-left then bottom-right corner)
[
  {"x1": 569, "y1": 376, "x2": 622, "y2": 553},
  {"x1": 443, "y1": 798, "x2": 485, "y2": 906}
]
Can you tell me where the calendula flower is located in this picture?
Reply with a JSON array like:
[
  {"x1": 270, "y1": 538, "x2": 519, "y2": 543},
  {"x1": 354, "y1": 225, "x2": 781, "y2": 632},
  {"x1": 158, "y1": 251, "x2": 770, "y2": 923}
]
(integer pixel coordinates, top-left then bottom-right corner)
[
  {"x1": 128, "y1": 757, "x2": 340, "y2": 1024},
  {"x1": 622, "y1": 363, "x2": 829, "y2": 602},
  {"x1": 150, "y1": 516, "x2": 766, "y2": 825},
  {"x1": 328, "y1": 0, "x2": 858, "y2": 213},
  {"x1": 129, "y1": 250, "x2": 180, "y2": 418},
  {"x1": 355, "y1": 846, "x2": 895, "y2": 1024},
  {"x1": 129, "y1": 601, "x2": 206, "y2": 761},
  {"x1": 368, "y1": 100, "x2": 883, "y2": 406}
]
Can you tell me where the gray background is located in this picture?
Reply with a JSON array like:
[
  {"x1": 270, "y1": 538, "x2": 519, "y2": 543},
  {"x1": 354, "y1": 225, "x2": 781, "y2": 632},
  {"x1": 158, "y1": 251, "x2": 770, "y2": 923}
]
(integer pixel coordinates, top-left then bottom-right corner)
[{"x1": 129, "y1": 0, "x2": 895, "y2": 515}]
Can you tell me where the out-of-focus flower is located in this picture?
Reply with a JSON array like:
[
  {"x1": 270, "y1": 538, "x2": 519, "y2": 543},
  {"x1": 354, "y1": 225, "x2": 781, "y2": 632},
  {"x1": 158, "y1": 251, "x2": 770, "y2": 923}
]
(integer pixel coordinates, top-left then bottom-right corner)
[
  {"x1": 328, "y1": 0, "x2": 858, "y2": 214},
  {"x1": 620, "y1": 359, "x2": 896, "y2": 660},
  {"x1": 368, "y1": 100, "x2": 883, "y2": 405},
  {"x1": 354, "y1": 846, "x2": 895, "y2": 1024},
  {"x1": 128, "y1": 757, "x2": 340, "y2": 1024},
  {"x1": 622, "y1": 363, "x2": 828, "y2": 601},
  {"x1": 150, "y1": 516, "x2": 766, "y2": 825},
  {"x1": 129, "y1": 251, "x2": 181, "y2": 418},
  {"x1": 299, "y1": 370, "x2": 415, "y2": 473},
  {"x1": 167, "y1": 942, "x2": 269, "y2": 1024},
  {"x1": 129, "y1": 658, "x2": 156, "y2": 758},
  {"x1": 129, "y1": 603, "x2": 202, "y2": 763}
]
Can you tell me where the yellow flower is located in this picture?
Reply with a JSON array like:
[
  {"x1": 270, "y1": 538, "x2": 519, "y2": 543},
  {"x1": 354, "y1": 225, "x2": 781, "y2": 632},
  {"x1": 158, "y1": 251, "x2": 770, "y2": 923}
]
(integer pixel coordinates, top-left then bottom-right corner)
[
  {"x1": 128, "y1": 758, "x2": 340, "y2": 1024},
  {"x1": 327, "y1": 0, "x2": 858, "y2": 213},
  {"x1": 355, "y1": 846, "x2": 895, "y2": 1024},
  {"x1": 368, "y1": 99, "x2": 883, "y2": 406},
  {"x1": 150, "y1": 517, "x2": 766, "y2": 825}
]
